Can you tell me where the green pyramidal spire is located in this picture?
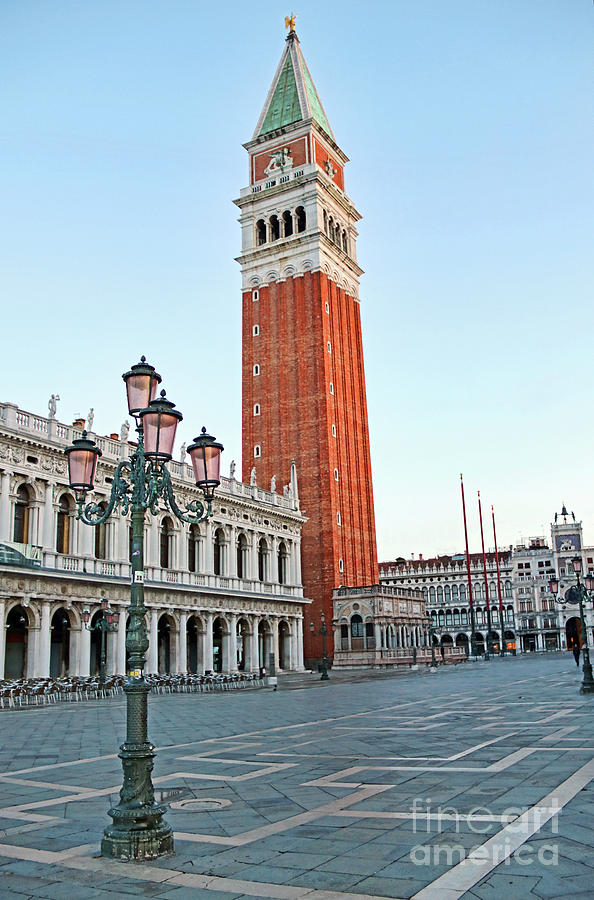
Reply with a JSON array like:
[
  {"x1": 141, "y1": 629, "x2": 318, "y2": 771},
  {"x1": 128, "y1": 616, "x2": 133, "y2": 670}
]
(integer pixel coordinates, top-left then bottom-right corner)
[{"x1": 254, "y1": 30, "x2": 334, "y2": 140}]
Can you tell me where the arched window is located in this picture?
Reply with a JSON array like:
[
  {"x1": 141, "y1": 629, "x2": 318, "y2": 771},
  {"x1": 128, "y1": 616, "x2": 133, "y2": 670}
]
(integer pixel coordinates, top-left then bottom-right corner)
[
  {"x1": 490, "y1": 582, "x2": 497, "y2": 600},
  {"x1": 342, "y1": 230, "x2": 348, "y2": 253},
  {"x1": 329, "y1": 382, "x2": 334, "y2": 395},
  {"x1": 438, "y1": 610, "x2": 445, "y2": 626},
  {"x1": 236, "y1": 533, "x2": 247, "y2": 579},
  {"x1": 474, "y1": 583, "x2": 482, "y2": 600},
  {"x1": 282, "y1": 210, "x2": 293, "y2": 237},
  {"x1": 331, "y1": 424, "x2": 336, "y2": 437},
  {"x1": 295, "y1": 206, "x2": 306, "y2": 233},
  {"x1": 423, "y1": 587, "x2": 428, "y2": 602},
  {"x1": 452, "y1": 584, "x2": 459, "y2": 602},
  {"x1": 334, "y1": 468, "x2": 339, "y2": 481},
  {"x1": 277, "y1": 540, "x2": 288, "y2": 584},
  {"x1": 13, "y1": 484, "x2": 31, "y2": 544},
  {"x1": 94, "y1": 502, "x2": 107, "y2": 559},
  {"x1": 258, "y1": 537, "x2": 268, "y2": 582},
  {"x1": 256, "y1": 220, "x2": 266, "y2": 246},
  {"x1": 334, "y1": 223, "x2": 341, "y2": 246},
  {"x1": 445, "y1": 610, "x2": 453, "y2": 626},
  {"x1": 504, "y1": 581, "x2": 512, "y2": 598},
  {"x1": 328, "y1": 216, "x2": 335, "y2": 241},
  {"x1": 461, "y1": 608, "x2": 468, "y2": 625},
  {"x1": 253, "y1": 364, "x2": 260, "y2": 376},
  {"x1": 160, "y1": 517, "x2": 173, "y2": 569},
  {"x1": 253, "y1": 403, "x2": 261, "y2": 416},
  {"x1": 460, "y1": 584, "x2": 467, "y2": 602},
  {"x1": 214, "y1": 528, "x2": 225, "y2": 576},
  {"x1": 253, "y1": 444, "x2": 261, "y2": 458},
  {"x1": 444, "y1": 585, "x2": 451, "y2": 603},
  {"x1": 270, "y1": 215, "x2": 280, "y2": 241},
  {"x1": 323, "y1": 209, "x2": 328, "y2": 233},
  {"x1": 56, "y1": 495, "x2": 71, "y2": 554},
  {"x1": 453, "y1": 608, "x2": 460, "y2": 625},
  {"x1": 351, "y1": 614, "x2": 364, "y2": 638},
  {"x1": 252, "y1": 288, "x2": 259, "y2": 301},
  {"x1": 252, "y1": 324, "x2": 259, "y2": 336},
  {"x1": 188, "y1": 524, "x2": 200, "y2": 573},
  {"x1": 429, "y1": 586, "x2": 436, "y2": 604},
  {"x1": 437, "y1": 586, "x2": 443, "y2": 603}
]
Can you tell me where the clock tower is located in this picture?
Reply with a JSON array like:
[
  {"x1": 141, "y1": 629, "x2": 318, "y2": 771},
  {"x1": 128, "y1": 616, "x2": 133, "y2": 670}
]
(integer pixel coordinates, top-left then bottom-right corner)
[{"x1": 235, "y1": 25, "x2": 378, "y2": 665}]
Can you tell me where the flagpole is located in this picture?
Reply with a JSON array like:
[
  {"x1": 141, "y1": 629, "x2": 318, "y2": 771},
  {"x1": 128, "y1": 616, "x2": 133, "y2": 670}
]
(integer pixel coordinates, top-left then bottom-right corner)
[
  {"x1": 461, "y1": 474, "x2": 478, "y2": 657},
  {"x1": 492, "y1": 504, "x2": 506, "y2": 657},
  {"x1": 478, "y1": 491, "x2": 493, "y2": 658}
]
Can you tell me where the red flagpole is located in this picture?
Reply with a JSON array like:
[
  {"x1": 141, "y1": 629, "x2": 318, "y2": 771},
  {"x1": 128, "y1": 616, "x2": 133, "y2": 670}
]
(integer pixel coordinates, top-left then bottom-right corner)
[
  {"x1": 460, "y1": 474, "x2": 477, "y2": 656},
  {"x1": 492, "y1": 504, "x2": 505, "y2": 657},
  {"x1": 478, "y1": 491, "x2": 493, "y2": 655}
]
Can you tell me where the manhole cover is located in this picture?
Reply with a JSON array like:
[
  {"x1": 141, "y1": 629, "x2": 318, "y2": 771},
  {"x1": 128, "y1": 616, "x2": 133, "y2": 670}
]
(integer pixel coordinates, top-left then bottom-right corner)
[{"x1": 170, "y1": 798, "x2": 232, "y2": 811}]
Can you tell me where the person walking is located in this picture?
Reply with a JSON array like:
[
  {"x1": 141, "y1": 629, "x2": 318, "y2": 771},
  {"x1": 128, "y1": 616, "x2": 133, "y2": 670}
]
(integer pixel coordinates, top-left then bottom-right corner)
[{"x1": 572, "y1": 644, "x2": 581, "y2": 667}]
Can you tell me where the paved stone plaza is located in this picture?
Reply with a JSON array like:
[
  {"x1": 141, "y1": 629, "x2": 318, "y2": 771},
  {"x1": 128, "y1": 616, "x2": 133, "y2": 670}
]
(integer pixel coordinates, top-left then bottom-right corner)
[{"x1": 0, "y1": 654, "x2": 592, "y2": 899}]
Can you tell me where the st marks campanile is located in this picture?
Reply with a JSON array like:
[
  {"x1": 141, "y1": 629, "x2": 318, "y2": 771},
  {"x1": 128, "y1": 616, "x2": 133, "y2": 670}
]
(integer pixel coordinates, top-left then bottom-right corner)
[{"x1": 235, "y1": 23, "x2": 378, "y2": 664}]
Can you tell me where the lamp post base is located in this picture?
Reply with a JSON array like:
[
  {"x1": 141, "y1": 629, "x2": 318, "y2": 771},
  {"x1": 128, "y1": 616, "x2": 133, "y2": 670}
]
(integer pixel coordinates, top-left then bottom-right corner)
[
  {"x1": 101, "y1": 814, "x2": 173, "y2": 861},
  {"x1": 579, "y1": 664, "x2": 594, "y2": 694}
]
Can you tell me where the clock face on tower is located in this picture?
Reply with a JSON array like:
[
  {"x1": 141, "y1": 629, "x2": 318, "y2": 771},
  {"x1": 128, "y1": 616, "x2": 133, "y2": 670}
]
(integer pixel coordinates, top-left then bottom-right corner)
[{"x1": 556, "y1": 535, "x2": 581, "y2": 551}]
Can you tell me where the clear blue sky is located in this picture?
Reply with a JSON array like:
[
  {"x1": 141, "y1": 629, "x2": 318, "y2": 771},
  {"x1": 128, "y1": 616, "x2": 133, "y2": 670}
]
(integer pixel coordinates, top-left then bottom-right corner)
[{"x1": 1, "y1": 1, "x2": 592, "y2": 559}]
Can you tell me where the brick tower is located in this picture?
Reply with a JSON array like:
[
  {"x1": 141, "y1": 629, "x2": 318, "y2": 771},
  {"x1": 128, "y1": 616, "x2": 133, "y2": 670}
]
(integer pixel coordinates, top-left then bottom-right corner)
[{"x1": 235, "y1": 23, "x2": 378, "y2": 665}]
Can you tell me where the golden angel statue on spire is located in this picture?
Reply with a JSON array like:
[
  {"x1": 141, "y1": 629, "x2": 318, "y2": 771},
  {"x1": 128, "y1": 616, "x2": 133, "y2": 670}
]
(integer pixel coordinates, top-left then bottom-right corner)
[{"x1": 285, "y1": 13, "x2": 297, "y2": 34}]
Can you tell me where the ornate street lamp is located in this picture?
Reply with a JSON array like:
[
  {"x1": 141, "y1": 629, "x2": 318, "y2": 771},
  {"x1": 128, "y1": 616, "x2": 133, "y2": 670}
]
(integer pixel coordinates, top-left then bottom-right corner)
[
  {"x1": 83, "y1": 599, "x2": 120, "y2": 684},
  {"x1": 65, "y1": 357, "x2": 223, "y2": 861},
  {"x1": 549, "y1": 557, "x2": 594, "y2": 695},
  {"x1": 310, "y1": 612, "x2": 332, "y2": 680}
]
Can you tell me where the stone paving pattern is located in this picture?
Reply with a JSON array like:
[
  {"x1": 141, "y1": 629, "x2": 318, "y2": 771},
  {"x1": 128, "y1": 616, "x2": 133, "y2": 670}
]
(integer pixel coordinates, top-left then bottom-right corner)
[{"x1": 0, "y1": 653, "x2": 592, "y2": 899}]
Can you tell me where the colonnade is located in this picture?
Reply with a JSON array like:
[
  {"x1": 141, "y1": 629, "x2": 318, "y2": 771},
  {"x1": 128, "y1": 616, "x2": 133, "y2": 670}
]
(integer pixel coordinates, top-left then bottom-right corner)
[{"x1": 0, "y1": 597, "x2": 305, "y2": 680}]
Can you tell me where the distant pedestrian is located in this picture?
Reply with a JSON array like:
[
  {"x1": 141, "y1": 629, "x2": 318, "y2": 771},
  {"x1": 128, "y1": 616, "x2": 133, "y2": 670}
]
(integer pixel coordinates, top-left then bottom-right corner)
[{"x1": 572, "y1": 645, "x2": 581, "y2": 667}]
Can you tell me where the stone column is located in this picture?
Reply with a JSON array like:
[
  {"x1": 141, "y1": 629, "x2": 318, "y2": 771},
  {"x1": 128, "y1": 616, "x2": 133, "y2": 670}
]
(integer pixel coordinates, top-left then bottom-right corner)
[
  {"x1": 0, "y1": 472, "x2": 10, "y2": 541},
  {"x1": 178, "y1": 612, "x2": 188, "y2": 673},
  {"x1": 228, "y1": 526, "x2": 237, "y2": 577},
  {"x1": 178, "y1": 527, "x2": 188, "y2": 574},
  {"x1": 0, "y1": 598, "x2": 5, "y2": 678},
  {"x1": 38, "y1": 601, "x2": 51, "y2": 677},
  {"x1": 290, "y1": 619, "x2": 299, "y2": 670},
  {"x1": 296, "y1": 616, "x2": 305, "y2": 669},
  {"x1": 250, "y1": 616, "x2": 260, "y2": 672},
  {"x1": 271, "y1": 617, "x2": 279, "y2": 670},
  {"x1": 41, "y1": 481, "x2": 54, "y2": 549},
  {"x1": 78, "y1": 621, "x2": 91, "y2": 676},
  {"x1": 374, "y1": 622, "x2": 382, "y2": 651},
  {"x1": 148, "y1": 519, "x2": 160, "y2": 568},
  {"x1": 227, "y1": 613, "x2": 238, "y2": 672},
  {"x1": 203, "y1": 611, "x2": 214, "y2": 672},
  {"x1": 204, "y1": 521, "x2": 214, "y2": 574},
  {"x1": 117, "y1": 609, "x2": 126, "y2": 674},
  {"x1": 117, "y1": 516, "x2": 129, "y2": 563},
  {"x1": 148, "y1": 609, "x2": 158, "y2": 673}
]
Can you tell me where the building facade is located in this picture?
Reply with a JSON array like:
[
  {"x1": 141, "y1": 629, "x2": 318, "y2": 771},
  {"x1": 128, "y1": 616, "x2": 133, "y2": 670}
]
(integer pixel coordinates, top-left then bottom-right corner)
[
  {"x1": 380, "y1": 505, "x2": 594, "y2": 656},
  {"x1": 331, "y1": 584, "x2": 455, "y2": 668},
  {"x1": 235, "y1": 26, "x2": 378, "y2": 666},
  {"x1": 379, "y1": 552, "x2": 516, "y2": 655},
  {"x1": 0, "y1": 401, "x2": 307, "y2": 680}
]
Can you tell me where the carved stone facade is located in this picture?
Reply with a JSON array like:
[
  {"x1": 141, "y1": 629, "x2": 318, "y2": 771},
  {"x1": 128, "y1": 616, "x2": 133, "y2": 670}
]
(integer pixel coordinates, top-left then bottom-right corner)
[
  {"x1": 0, "y1": 401, "x2": 307, "y2": 679},
  {"x1": 331, "y1": 584, "x2": 443, "y2": 668}
]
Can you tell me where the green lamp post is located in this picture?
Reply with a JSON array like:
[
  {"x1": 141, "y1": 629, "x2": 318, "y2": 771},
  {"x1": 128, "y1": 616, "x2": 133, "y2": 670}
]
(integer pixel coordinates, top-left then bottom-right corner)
[
  {"x1": 310, "y1": 612, "x2": 332, "y2": 680},
  {"x1": 65, "y1": 357, "x2": 223, "y2": 861},
  {"x1": 83, "y1": 599, "x2": 119, "y2": 684},
  {"x1": 549, "y1": 556, "x2": 594, "y2": 695}
]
